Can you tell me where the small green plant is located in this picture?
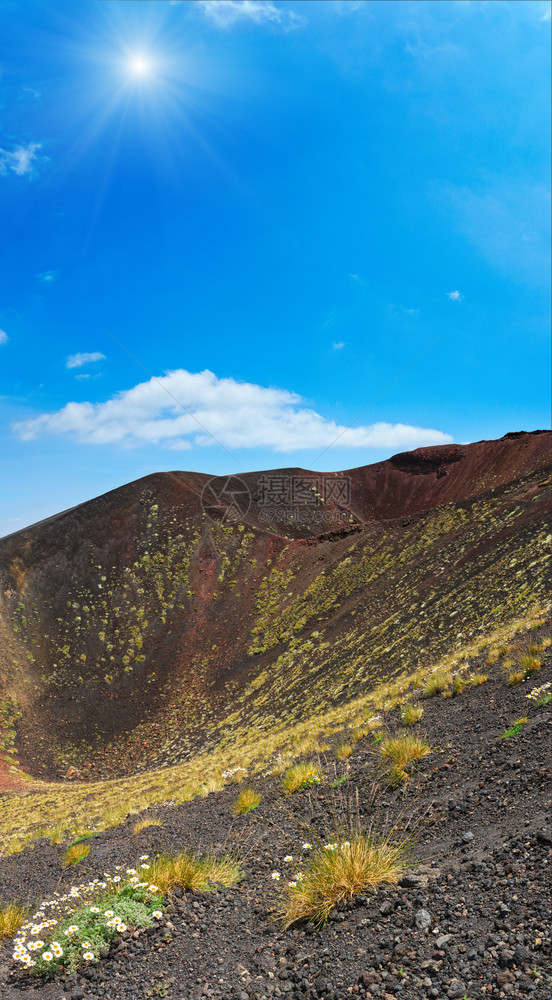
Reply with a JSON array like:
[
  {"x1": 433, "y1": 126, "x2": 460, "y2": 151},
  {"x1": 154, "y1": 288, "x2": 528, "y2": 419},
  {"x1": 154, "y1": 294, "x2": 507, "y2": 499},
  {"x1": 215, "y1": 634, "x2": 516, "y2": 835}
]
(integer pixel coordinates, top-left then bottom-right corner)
[
  {"x1": 282, "y1": 761, "x2": 322, "y2": 794},
  {"x1": 423, "y1": 671, "x2": 452, "y2": 698},
  {"x1": 233, "y1": 788, "x2": 261, "y2": 815},
  {"x1": 378, "y1": 733, "x2": 432, "y2": 786},
  {"x1": 276, "y1": 827, "x2": 410, "y2": 928},
  {"x1": 331, "y1": 774, "x2": 349, "y2": 789},
  {"x1": 401, "y1": 703, "x2": 423, "y2": 726},
  {"x1": 335, "y1": 743, "x2": 352, "y2": 761},
  {"x1": 0, "y1": 902, "x2": 27, "y2": 940},
  {"x1": 62, "y1": 842, "x2": 90, "y2": 867},
  {"x1": 498, "y1": 717, "x2": 527, "y2": 740}
]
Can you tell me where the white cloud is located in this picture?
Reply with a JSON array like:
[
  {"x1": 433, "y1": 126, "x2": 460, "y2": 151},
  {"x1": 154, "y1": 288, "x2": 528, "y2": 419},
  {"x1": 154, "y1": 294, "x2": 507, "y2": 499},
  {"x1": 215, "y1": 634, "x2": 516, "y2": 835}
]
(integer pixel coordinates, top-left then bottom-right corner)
[
  {"x1": 0, "y1": 330, "x2": 8, "y2": 345},
  {"x1": 332, "y1": 341, "x2": 345, "y2": 350},
  {"x1": 195, "y1": 0, "x2": 303, "y2": 29},
  {"x1": 13, "y1": 368, "x2": 453, "y2": 453},
  {"x1": 447, "y1": 290, "x2": 462, "y2": 301},
  {"x1": 38, "y1": 270, "x2": 57, "y2": 282},
  {"x1": 66, "y1": 351, "x2": 106, "y2": 370},
  {"x1": 0, "y1": 142, "x2": 42, "y2": 177},
  {"x1": 349, "y1": 273, "x2": 366, "y2": 285}
]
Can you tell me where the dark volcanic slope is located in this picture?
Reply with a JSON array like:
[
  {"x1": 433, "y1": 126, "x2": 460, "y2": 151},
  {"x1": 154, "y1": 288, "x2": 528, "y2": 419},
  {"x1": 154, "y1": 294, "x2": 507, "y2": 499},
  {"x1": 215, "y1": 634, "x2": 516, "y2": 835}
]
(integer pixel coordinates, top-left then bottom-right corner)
[
  {"x1": 1, "y1": 629, "x2": 551, "y2": 1000},
  {"x1": 0, "y1": 431, "x2": 550, "y2": 781}
]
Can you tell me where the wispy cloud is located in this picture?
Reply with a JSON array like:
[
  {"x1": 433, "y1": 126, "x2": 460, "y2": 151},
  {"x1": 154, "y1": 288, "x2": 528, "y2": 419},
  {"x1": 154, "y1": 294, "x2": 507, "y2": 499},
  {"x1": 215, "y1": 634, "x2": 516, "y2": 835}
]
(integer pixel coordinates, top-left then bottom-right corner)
[
  {"x1": 195, "y1": 0, "x2": 303, "y2": 30},
  {"x1": 13, "y1": 368, "x2": 452, "y2": 453},
  {"x1": 349, "y1": 273, "x2": 366, "y2": 285},
  {"x1": 447, "y1": 290, "x2": 462, "y2": 302},
  {"x1": 0, "y1": 330, "x2": 8, "y2": 345},
  {"x1": 332, "y1": 341, "x2": 345, "y2": 350},
  {"x1": 66, "y1": 351, "x2": 106, "y2": 370},
  {"x1": 38, "y1": 270, "x2": 57, "y2": 283},
  {"x1": 0, "y1": 141, "x2": 42, "y2": 177},
  {"x1": 437, "y1": 178, "x2": 551, "y2": 287}
]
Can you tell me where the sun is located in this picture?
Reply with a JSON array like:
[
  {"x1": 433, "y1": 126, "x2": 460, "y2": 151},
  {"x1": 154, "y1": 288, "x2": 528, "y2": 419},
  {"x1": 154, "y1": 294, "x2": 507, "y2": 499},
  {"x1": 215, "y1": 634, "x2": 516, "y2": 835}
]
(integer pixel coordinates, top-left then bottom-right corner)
[{"x1": 129, "y1": 55, "x2": 151, "y2": 76}]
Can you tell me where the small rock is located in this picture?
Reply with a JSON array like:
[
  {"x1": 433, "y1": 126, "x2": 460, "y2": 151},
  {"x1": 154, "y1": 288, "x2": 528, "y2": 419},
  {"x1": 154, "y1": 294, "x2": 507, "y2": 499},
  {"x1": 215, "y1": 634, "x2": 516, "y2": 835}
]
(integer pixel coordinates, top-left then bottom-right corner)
[
  {"x1": 461, "y1": 832, "x2": 475, "y2": 843},
  {"x1": 380, "y1": 902, "x2": 394, "y2": 916},
  {"x1": 399, "y1": 873, "x2": 424, "y2": 888},
  {"x1": 415, "y1": 909, "x2": 432, "y2": 930},
  {"x1": 447, "y1": 980, "x2": 467, "y2": 999},
  {"x1": 436, "y1": 935, "x2": 452, "y2": 948},
  {"x1": 536, "y1": 828, "x2": 552, "y2": 846},
  {"x1": 513, "y1": 945, "x2": 532, "y2": 965}
]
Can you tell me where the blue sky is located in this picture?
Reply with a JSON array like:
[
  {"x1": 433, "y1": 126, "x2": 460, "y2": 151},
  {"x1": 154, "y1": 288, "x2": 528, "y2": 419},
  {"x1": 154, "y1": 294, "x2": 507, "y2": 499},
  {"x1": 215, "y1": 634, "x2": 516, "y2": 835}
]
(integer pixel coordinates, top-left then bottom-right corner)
[{"x1": 0, "y1": 0, "x2": 550, "y2": 537}]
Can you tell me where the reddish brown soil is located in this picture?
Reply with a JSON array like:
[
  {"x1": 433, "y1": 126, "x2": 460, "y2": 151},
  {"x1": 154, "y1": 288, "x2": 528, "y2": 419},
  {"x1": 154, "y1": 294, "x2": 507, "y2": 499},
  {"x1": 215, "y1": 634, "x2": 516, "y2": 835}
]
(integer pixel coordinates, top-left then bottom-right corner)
[{"x1": 0, "y1": 430, "x2": 550, "y2": 781}]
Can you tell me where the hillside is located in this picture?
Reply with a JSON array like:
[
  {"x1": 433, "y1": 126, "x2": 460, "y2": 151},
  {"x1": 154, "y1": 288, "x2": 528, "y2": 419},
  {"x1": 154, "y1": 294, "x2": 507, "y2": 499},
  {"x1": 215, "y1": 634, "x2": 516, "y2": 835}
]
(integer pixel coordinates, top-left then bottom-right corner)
[{"x1": 0, "y1": 430, "x2": 550, "y2": 792}]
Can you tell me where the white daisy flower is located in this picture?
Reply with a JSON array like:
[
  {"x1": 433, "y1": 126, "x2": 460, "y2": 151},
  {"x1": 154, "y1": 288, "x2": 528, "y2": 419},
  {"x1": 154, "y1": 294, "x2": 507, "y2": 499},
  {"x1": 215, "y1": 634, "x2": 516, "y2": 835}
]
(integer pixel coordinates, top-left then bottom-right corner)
[
  {"x1": 42, "y1": 952, "x2": 54, "y2": 961},
  {"x1": 288, "y1": 881, "x2": 297, "y2": 887},
  {"x1": 302, "y1": 842, "x2": 312, "y2": 850},
  {"x1": 271, "y1": 871, "x2": 281, "y2": 880},
  {"x1": 284, "y1": 855, "x2": 293, "y2": 862},
  {"x1": 83, "y1": 951, "x2": 94, "y2": 961}
]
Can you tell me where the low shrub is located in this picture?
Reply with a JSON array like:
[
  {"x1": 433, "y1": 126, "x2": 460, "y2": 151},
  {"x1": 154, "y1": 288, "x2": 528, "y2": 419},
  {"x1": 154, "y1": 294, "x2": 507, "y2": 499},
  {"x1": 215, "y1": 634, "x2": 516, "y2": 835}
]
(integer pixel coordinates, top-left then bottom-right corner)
[
  {"x1": 282, "y1": 762, "x2": 322, "y2": 794},
  {"x1": 233, "y1": 788, "x2": 261, "y2": 815},
  {"x1": 12, "y1": 860, "x2": 162, "y2": 977}
]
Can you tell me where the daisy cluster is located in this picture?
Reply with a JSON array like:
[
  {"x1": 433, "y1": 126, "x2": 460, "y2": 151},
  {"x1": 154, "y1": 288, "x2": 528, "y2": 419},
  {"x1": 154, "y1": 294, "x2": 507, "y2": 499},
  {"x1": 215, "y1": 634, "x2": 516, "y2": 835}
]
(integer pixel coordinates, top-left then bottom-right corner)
[
  {"x1": 269, "y1": 840, "x2": 354, "y2": 890},
  {"x1": 526, "y1": 681, "x2": 551, "y2": 702},
  {"x1": 12, "y1": 857, "x2": 162, "y2": 976},
  {"x1": 270, "y1": 842, "x2": 315, "y2": 887}
]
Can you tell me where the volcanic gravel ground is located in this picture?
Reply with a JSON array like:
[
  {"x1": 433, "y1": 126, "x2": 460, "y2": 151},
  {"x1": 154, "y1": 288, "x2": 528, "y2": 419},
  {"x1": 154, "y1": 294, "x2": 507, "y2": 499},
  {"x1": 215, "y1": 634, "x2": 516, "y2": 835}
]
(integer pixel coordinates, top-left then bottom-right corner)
[{"x1": 1, "y1": 648, "x2": 551, "y2": 1000}]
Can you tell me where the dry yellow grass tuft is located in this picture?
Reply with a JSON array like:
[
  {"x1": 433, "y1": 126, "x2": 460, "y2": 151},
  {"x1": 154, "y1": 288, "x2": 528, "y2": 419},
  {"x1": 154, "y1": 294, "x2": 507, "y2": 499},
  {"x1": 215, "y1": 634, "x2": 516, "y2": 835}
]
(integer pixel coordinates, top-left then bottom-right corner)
[
  {"x1": 424, "y1": 671, "x2": 452, "y2": 697},
  {"x1": 233, "y1": 787, "x2": 261, "y2": 815},
  {"x1": 468, "y1": 672, "x2": 488, "y2": 686},
  {"x1": 282, "y1": 761, "x2": 322, "y2": 794},
  {"x1": 133, "y1": 816, "x2": 163, "y2": 835},
  {"x1": 520, "y1": 654, "x2": 542, "y2": 675},
  {"x1": 401, "y1": 703, "x2": 423, "y2": 727},
  {"x1": 508, "y1": 671, "x2": 525, "y2": 686},
  {"x1": 277, "y1": 830, "x2": 410, "y2": 928},
  {"x1": 0, "y1": 902, "x2": 27, "y2": 940},
  {"x1": 335, "y1": 743, "x2": 353, "y2": 761},
  {"x1": 147, "y1": 850, "x2": 241, "y2": 894},
  {"x1": 62, "y1": 841, "x2": 90, "y2": 867},
  {"x1": 378, "y1": 733, "x2": 432, "y2": 786}
]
